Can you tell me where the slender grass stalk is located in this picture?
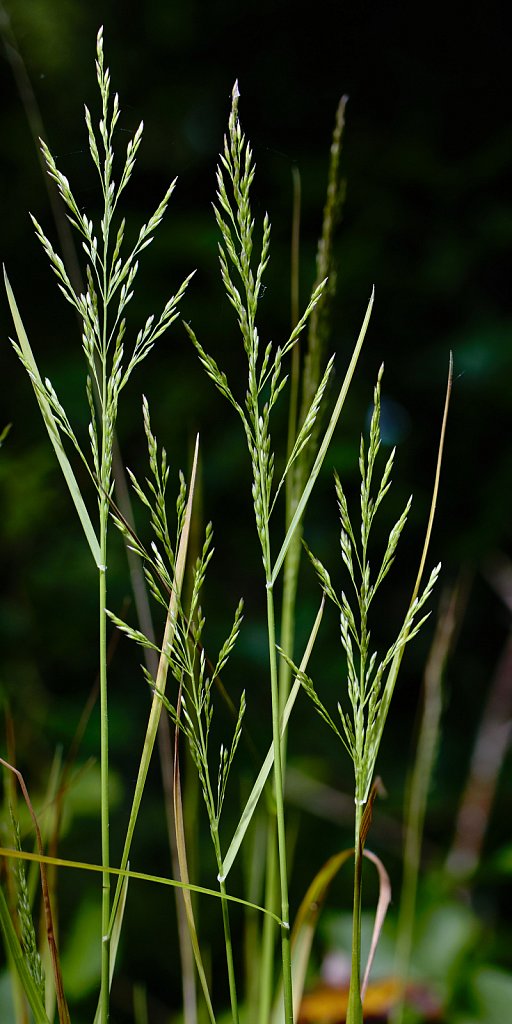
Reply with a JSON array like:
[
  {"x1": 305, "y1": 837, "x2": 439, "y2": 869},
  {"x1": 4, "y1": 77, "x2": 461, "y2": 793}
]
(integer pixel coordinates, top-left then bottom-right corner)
[
  {"x1": 347, "y1": 800, "x2": 364, "y2": 1021},
  {"x1": 243, "y1": 809, "x2": 266, "y2": 1024},
  {"x1": 257, "y1": 814, "x2": 279, "y2": 1024},
  {"x1": 98, "y1": 533, "x2": 109, "y2": 1024},
  {"x1": 261, "y1": 106, "x2": 347, "y2": 1018},
  {"x1": 266, "y1": 580, "x2": 294, "y2": 1022},
  {"x1": 213, "y1": 832, "x2": 240, "y2": 1024}
]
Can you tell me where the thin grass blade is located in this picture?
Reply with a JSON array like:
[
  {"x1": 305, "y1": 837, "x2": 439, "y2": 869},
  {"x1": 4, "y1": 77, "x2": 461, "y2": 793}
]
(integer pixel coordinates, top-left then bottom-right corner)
[
  {"x1": 221, "y1": 598, "x2": 324, "y2": 880},
  {"x1": 109, "y1": 869, "x2": 129, "y2": 985},
  {"x1": 0, "y1": 846, "x2": 282, "y2": 920},
  {"x1": 270, "y1": 845, "x2": 390, "y2": 1024},
  {"x1": 411, "y1": 351, "x2": 453, "y2": 605},
  {"x1": 4, "y1": 268, "x2": 102, "y2": 568},
  {"x1": 360, "y1": 850, "x2": 391, "y2": 999},
  {"x1": 373, "y1": 352, "x2": 453, "y2": 746},
  {"x1": 271, "y1": 290, "x2": 374, "y2": 585},
  {"x1": 173, "y1": 745, "x2": 217, "y2": 1024},
  {"x1": 108, "y1": 436, "x2": 199, "y2": 930}
]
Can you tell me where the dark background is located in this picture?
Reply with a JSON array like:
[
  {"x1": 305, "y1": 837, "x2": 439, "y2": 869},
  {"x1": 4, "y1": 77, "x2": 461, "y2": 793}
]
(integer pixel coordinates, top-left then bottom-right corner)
[{"x1": 0, "y1": 1, "x2": 511, "y2": 1021}]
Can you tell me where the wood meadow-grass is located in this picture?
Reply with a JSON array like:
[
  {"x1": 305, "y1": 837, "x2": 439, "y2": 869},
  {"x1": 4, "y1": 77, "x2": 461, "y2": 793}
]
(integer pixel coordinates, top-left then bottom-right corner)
[{"x1": 2, "y1": 23, "x2": 508, "y2": 1024}]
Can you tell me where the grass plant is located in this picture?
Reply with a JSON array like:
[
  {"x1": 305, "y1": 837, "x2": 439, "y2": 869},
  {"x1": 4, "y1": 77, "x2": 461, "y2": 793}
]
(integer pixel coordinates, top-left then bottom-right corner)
[
  {"x1": 287, "y1": 368, "x2": 441, "y2": 1023},
  {"x1": 4, "y1": 26, "x2": 193, "y2": 1023},
  {"x1": 1, "y1": 26, "x2": 449, "y2": 1024}
]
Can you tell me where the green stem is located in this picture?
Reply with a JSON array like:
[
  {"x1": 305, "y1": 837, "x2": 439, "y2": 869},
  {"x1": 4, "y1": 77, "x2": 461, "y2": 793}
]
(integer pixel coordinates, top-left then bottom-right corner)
[
  {"x1": 210, "y1": 828, "x2": 238, "y2": 1024},
  {"x1": 219, "y1": 875, "x2": 239, "y2": 1024},
  {"x1": 265, "y1": 582, "x2": 293, "y2": 1024},
  {"x1": 99, "y1": 209, "x2": 111, "y2": 1021},
  {"x1": 257, "y1": 815, "x2": 278, "y2": 1024},
  {"x1": 346, "y1": 801, "x2": 363, "y2": 1024},
  {"x1": 256, "y1": 164, "x2": 302, "y2": 1024},
  {"x1": 99, "y1": 512, "x2": 110, "y2": 1024}
]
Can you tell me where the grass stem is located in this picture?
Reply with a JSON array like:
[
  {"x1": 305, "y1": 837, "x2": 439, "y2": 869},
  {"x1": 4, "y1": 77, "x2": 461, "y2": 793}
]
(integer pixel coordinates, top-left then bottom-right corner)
[
  {"x1": 265, "y1": 582, "x2": 293, "y2": 1024},
  {"x1": 217, "y1": 865, "x2": 240, "y2": 1024},
  {"x1": 99, "y1": 514, "x2": 110, "y2": 1024},
  {"x1": 258, "y1": 818, "x2": 278, "y2": 1024},
  {"x1": 347, "y1": 802, "x2": 363, "y2": 1024}
]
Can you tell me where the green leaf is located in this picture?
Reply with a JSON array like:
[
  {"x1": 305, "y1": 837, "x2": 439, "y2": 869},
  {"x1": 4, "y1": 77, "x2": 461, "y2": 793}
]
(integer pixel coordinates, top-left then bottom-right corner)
[
  {"x1": 271, "y1": 288, "x2": 374, "y2": 585},
  {"x1": 173, "y1": 750, "x2": 217, "y2": 1024},
  {"x1": 221, "y1": 598, "x2": 324, "y2": 879},
  {"x1": 0, "y1": 846, "x2": 282, "y2": 923},
  {"x1": 4, "y1": 268, "x2": 102, "y2": 568},
  {"x1": 271, "y1": 846, "x2": 390, "y2": 1024},
  {"x1": 108, "y1": 434, "x2": 200, "y2": 935}
]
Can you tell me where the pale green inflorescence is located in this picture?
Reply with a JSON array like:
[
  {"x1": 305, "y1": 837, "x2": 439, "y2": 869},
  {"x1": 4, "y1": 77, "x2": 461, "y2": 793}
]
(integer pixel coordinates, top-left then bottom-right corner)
[
  {"x1": 10, "y1": 812, "x2": 45, "y2": 1004},
  {"x1": 108, "y1": 399, "x2": 246, "y2": 842},
  {"x1": 185, "y1": 82, "x2": 328, "y2": 574},
  {"x1": 298, "y1": 367, "x2": 440, "y2": 806},
  {"x1": 14, "y1": 26, "x2": 193, "y2": 505}
]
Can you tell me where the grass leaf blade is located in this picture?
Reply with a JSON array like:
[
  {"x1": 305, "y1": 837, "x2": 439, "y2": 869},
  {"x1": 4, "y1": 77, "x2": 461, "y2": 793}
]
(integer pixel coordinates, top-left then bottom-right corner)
[
  {"x1": 4, "y1": 268, "x2": 102, "y2": 568},
  {"x1": 360, "y1": 850, "x2": 391, "y2": 999},
  {"x1": 173, "y1": 744, "x2": 217, "y2": 1024},
  {"x1": 108, "y1": 435, "x2": 200, "y2": 932},
  {"x1": 271, "y1": 289, "x2": 374, "y2": 585},
  {"x1": 0, "y1": 846, "x2": 282, "y2": 921},
  {"x1": 222, "y1": 598, "x2": 324, "y2": 880}
]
